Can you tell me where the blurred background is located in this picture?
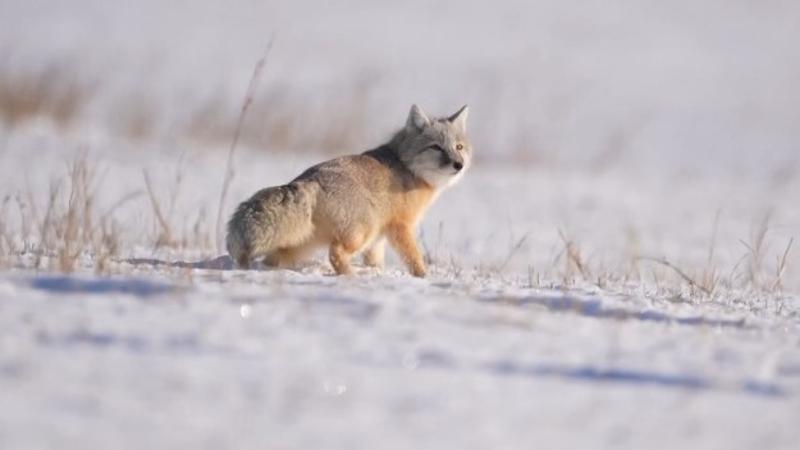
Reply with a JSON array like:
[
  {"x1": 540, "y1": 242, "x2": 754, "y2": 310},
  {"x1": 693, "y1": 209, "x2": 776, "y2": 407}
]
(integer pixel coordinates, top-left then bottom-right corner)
[
  {"x1": 0, "y1": 0, "x2": 798, "y2": 290},
  {"x1": 2, "y1": 0, "x2": 798, "y2": 172}
]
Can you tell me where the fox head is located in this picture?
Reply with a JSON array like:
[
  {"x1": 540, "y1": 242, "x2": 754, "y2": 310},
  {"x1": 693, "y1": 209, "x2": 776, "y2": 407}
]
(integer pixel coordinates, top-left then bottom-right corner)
[{"x1": 394, "y1": 104, "x2": 472, "y2": 189}]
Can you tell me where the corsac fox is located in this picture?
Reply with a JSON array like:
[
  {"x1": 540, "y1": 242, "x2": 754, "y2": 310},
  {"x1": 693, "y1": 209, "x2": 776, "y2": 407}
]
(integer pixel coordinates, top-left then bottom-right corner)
[{"x1": 226, "y1": 104, "x2": 472, "y2": 277}]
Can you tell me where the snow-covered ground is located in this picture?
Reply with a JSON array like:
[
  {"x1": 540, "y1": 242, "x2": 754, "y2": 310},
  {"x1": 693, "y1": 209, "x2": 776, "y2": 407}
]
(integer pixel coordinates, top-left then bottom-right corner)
[
  {"x1": 1, "y1": 267, "x2": 799, "y2": 450},
  {"x1": 2, "y1": 1, "x2": 800, "y2": 449}
]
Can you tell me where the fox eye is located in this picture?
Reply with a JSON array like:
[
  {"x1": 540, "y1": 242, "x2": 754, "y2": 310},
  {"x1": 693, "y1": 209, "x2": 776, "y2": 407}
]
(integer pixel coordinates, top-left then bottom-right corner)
[
  {"x1": 428, "y1": 144, "x2": 446, "y2": 153},
  {"x1": 456, "y1": 144, "x2": 464, "y2": 151}
]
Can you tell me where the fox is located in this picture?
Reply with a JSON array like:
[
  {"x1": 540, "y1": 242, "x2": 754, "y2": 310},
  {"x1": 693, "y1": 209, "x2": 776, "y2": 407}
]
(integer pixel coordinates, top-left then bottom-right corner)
[{"x1": 226, "y1": 104, "x2": 472, "y2": 277}]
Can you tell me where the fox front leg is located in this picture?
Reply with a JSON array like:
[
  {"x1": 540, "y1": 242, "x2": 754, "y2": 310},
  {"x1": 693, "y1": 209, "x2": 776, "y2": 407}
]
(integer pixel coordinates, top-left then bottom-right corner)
[
  {"x1": 362, "y1": 238, "x2": 386, "y2": 269},
  {"x1": 329, "y1": 241, "x2": 355, "y2": 275},
  {"x1": 386, "y1": 224, "x2": 426, "y2": 277}
]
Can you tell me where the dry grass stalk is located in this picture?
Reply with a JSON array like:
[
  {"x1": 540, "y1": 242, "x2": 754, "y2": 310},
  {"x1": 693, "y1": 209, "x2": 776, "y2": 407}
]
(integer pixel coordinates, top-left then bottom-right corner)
[
  {"x1": 20, "y1": 179, "x2": 45, "y2": 248},
  {"x1": 57, "y1": 155, "x2": 99, "y2": 272},
  {"x1": 499, "y1": 233, "x2": 529, "y2": 272},
  {"x1": 527, "y1": 265, "x2": 541, "y2": 288},
  {"x1": 0, "y1": 195, "x2": 11, "y2": 266},
  {"x1": 623, "y1": 225, "x2": 641, "y2": 283},
  {"x1": 739, "y1": 212, "x2": 771, "y2": 290},
  {"x1": 557, "y1": 228, "x2": 588, "y2": 283},
  {"x1": 446, "y1": 255, "x2": 464, "y2": 279},
  {"x1": 93, "y1": 219, "x2": 120, "y2": 274},
  {"x1": 638, "y1": 257, "x2": 711, "y2": 296},
  {"x1": 215, "y1": 38, "x2": 275, "y2": 253},
  {"x1": 13, "y1": 194, "x2": 33, "y2": 249},
  {"x1": 142, "y1": 169, "x2": 175, "y2": 248},
  {"x1": 35, "y1": 182, "x2": 61, "y2": 269},
  {"x1": 771, "y1": 237, "x2": 794, "y2": 292},
  {"x1": 700, "y1": 210, "x2": 721, "y2": 294},
  {"x1": 191, "y1": 207, "x2": 212, "y2": 254}
]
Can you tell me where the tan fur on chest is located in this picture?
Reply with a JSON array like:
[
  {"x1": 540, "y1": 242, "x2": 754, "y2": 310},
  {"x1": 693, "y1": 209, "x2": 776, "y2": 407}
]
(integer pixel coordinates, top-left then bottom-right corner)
[{"x1": 384, "y1": 182, "x2": 436, "y2": 229}]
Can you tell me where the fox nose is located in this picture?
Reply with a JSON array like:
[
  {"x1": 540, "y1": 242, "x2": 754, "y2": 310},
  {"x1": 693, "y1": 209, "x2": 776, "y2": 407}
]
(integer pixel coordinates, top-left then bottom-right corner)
[{"x1": 453, "y1": 161, "x2": 463, "y2": 171}]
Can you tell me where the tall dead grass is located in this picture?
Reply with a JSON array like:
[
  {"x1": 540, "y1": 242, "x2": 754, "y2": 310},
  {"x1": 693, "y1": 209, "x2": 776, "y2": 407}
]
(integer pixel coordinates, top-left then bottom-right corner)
[
  {"x1": 14, "y1": 153, "x2": 122, "y2": 273},
  {"x1": 542, "y1": 215, "x2": 796, "y2": 299},
  {"x1": 4, "y1": 151, "x2": 215, "y2": 274},
  {"x1": 1, "y1": 158, "x2": 796, "y2": 295},
  {"x1": 0, "y1": 195, "x2": 12, "y2": 268},
  {"x1": 0, "y1": 57, "x2": 376, "y2": 156}
]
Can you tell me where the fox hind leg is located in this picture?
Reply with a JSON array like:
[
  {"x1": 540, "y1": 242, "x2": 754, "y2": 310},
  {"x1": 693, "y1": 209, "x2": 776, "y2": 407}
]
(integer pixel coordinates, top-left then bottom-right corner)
[
  {"x1": 329, "y1": 229, "x2": 376, "y2": 275},
  {"x1": 264, "y1": 246, "x2": 311, "y2": 268}
]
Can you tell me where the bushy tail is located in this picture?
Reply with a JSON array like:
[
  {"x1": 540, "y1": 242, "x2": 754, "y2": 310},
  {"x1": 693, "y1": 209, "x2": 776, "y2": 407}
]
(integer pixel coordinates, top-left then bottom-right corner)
[{"x1": 226, "y1": 181, "x2": 317, "y2": 267}]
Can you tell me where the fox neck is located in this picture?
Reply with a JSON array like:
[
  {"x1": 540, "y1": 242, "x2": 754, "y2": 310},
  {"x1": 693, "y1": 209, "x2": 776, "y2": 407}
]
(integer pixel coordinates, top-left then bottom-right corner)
[{"x1": 419, "y1": 168, "x2": 465, "y2": 191}]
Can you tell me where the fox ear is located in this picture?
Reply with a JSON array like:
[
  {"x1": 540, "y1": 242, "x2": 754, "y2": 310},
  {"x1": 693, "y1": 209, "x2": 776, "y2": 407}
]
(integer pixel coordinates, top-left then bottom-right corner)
[
  {"x1": 448, "y1": 105, "x2": 469, "y2": 133},
  {"x1": 407, "y1": 104, "x2": 430, "y2": 130}
]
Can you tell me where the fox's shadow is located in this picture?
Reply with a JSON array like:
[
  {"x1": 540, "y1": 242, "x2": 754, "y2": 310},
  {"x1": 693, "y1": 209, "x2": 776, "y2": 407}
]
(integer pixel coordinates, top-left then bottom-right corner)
[
  {"x1": 124, "y1": 255, "x2": 333, "y2": 273},
  {"x1": 125, "y1": 255, "x2": 236, "y2": 271}
]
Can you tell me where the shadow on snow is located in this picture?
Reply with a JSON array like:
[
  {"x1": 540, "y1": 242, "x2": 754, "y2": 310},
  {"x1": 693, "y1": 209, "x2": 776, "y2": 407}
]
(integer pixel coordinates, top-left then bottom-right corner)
[
  {"x1": 482, "y1": 294, "x2": 748, "y2": 329},
  {"x1": 125, "y1": 255, "x2": 235, "y2": 270},
  {"x1": 30, "y1": 275, "x2": 174, "y2": 297},
  {"x1": 483, "y1": 360, "x2": 787, "y2": 398}
]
